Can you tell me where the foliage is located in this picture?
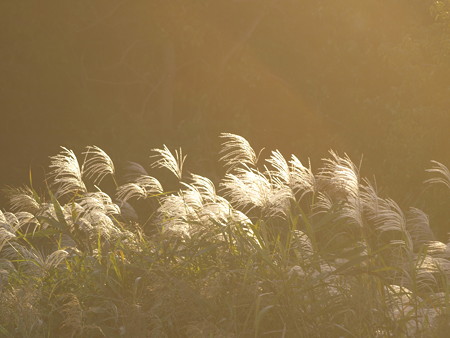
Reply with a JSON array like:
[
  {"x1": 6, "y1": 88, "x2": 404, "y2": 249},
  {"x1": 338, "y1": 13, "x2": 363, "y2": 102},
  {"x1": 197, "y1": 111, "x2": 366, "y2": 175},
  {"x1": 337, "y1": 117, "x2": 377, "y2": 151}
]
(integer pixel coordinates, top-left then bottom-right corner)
[
  {"x1": 2, "y1": 1, "x2": 450, "y2": 241},
  {"x1": 1, "y1": 134, "x2": 449, "y2": 337}
]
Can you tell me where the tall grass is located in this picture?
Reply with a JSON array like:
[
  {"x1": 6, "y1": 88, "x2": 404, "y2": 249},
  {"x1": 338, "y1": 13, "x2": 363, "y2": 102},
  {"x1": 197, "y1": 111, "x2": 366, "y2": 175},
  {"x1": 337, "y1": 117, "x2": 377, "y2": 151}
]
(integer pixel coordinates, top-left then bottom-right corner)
[{"x1": 0, "y1": 134, "x2": 449, "y2": 337}]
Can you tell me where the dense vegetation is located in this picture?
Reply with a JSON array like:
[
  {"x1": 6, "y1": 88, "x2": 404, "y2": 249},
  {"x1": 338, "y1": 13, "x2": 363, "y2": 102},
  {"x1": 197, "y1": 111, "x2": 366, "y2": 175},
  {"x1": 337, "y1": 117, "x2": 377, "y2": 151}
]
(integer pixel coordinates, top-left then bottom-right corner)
[
  {"x1": 1, "y1": 0, "x2": 450, "y2": 238},
  {"x1": 1, "y1": 134, "x2": 449, "y2": 337}
]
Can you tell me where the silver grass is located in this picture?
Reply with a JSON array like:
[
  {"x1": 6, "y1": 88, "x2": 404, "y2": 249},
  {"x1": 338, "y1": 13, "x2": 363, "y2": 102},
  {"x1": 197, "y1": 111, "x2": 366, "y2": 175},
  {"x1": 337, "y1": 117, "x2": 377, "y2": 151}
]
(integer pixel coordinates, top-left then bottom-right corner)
[
  {"x1": 37, "y1": 203, "x2": 75, "y2": 227},
  {"x1": 0, "y1": 219, "x2": 15, "y2": 235},
  {"x1": 116, "y1": 183, "x2": 147, "y2": 202},
  {"x1": 43, "y1": 249, "x2": 69, "y2": 269},
  {"x1": 65, "y1": 202, "x2": 88, "y2": 218},
  {"x1": 425, "y1": 160, "x2": 450, "y2": 189},
  {"x1": 0, "y1": 227, "x2": 16, "y2": 252},
  {"x1": 26, "y1": 248, "x2": 69, "y2": 272},
  {"x1": 0, "y1": 210, "x2": 5, "y2": 223},
  {"x1": 422, "y1": 241, "x2": 450, "y2": 259},
  {"x1": 319, "y1": 150, "x2": 360, "y2": 199},
  {"x1": 0, "y1": 242, "x2": 22, "y2": 262},
  {"x1": 82, "y1": 145, "x2": 115, "y2": 184},
  {"x1": 150, "y1": 145, "x2": 186, "y2": 180},
  {"x1": 2, "y1": 244, "x2": 40, "y2": 275},
  {"x1": 78, "y1": 191, "x2": 120, "y2": 216},
  {"x1": 369, "y1": 198, "x2": 411, "y2": 246},
  {"x1": 221, "y1": 166, "x2": 292, "y2": 217},
  {"x1": 3, "y1": 186, "x2": 39, "y2": 214},
  {"x1": 406, "y1": 255, "x2": 440, "y2": 292},
  {"x1": 433, "y1": 257, "x2": 450, "y2": 276},
  {"x1": 59, "y1": 293, "x2": 83, "y2": 337},
  {"x1": 194, "y1": 200, "x2": 256, "y2": 242},
  {"x1": 203, "y1": 198, "x2": 248, "y2": 227},
  {"x1": 318, "y1": 262, "x2": 336, "y2": 274},
  {"x1": 180, "y1": 187, "x2": 204, "y2": 210},
  {"x1": 289, "y1": 155, "x2": 315, "y2": 198},
  {"x1": 15, "y1": 211, "x2": 36, "y2": 232},
  {"x1": 360, "y1": 179, "x2": 381, "y2": 216},
  {"x1": 60, "y1": 233, "x2": 78, "y2": 251},
  {"x1": 288, "y1": 265, "x2": 307, "y2": 278},
  {"x1": 189, "y1": 174, "x2": 217, "y2": 203},
  {"x1": 48, "y1": 147, "x2": 86, "y2": 199},
  {"x1": 156, "y1": 188, "x2": 241, "y2": 238},
  {"x1": 417, "y1": 255, "x2": 440, "y2": 275},
  {"x1": 74, "y1": 216, "x2": 94, "y2": 234},
  {"x1": 291, "y1": 230, "x2": 314, "y2": 263},
  {"x1": 0, "y1": 258, "x2": 16, "y2": 274},
  {"x1": 36, "y1": 202, "x2": 57, "y2": 221},
  {"x1": 313, "y1": 192, "x2": 334, "y2": 214},
  {"x1": 384, "y1": 283, "x2": 438, "y2": 337},
  {"x1": 265, "y1": 185, "x2": 293, "y2": 218},
  {"x1": 219, "y1": 133, "x2": 258, "y2": 172},
  {"x1": 335, "y1": 194, "x2": 364, "y2": 229},
  {"x1": 266, "y1": 150, "x2": 290, "y2": 186},
  {"x1": 116, "y1": 175, "x2": 163, "y2": 202},
  {"x1": 157, "y1": 194, "x2": 195, "y2": 236},
  {"x1": 3, "y1": 245, "x2": 67, "y2": 275},
  {"x1": 199, "y1": 196, "x2": 236, "y2": 227},
  {"x1": 84, "y1": 211, "x2": 121, "y2": 240},
  {"x1": 406, "y1": 208, "x2": 435, "y2": 248},
  {"x1": 198, "y1": 202, "x2": 229, "y2": 228},
  {"x1": 229, "y1": 208, "x2": 257, "y2": 243},
  {"x1": 229, "y1": 209, "x2": 253, "y2": 228},
  {"x1": 221, "y1": 166, "x2": 271, "y2": 212},
  {"x1": 134, "y1": 175, "x2": 163, "y2": 195},
  {"x1": 3, "y1": 212, "x2": 19, "y2": 230},
  {"x1": 384, "y1": 284, "x2": 417, "y2": 331}
]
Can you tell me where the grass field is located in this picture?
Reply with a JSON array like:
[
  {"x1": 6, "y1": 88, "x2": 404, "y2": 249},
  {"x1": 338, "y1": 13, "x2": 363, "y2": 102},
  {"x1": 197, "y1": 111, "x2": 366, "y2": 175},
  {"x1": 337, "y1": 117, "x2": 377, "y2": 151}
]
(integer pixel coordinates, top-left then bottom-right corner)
[{"x1": 0, "y1": 134, "x2": 449, "y2": 337}]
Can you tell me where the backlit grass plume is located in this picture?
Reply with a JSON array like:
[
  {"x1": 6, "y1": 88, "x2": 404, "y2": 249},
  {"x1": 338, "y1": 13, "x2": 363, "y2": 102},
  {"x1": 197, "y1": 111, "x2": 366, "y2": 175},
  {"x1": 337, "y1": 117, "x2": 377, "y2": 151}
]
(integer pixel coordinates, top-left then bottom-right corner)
[
  {"x1": 47, "y1": 147, "x2": 86, "y2": 199},
  {"x1": 150, "y1": 145, "x2": 186, "y2": 180},
  {"x1": 426, "y1": 160, "x2": 450, "y2": 189},
  {"x1": 220, "y1": 132, "x2": 259, "y2": 172},
  {"x1": 82, "y1": 145, "x2": 115, "y2": 185}
]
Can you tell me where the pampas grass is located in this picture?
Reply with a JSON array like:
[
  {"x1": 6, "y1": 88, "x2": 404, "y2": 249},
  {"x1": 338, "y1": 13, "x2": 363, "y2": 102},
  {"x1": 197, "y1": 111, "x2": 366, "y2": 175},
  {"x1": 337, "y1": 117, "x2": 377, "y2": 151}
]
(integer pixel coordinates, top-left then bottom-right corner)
[
  {"x1": 426, "y1": 161, "x2": 450, "y2": 189},
  {"x1": 0, "y1": 133, "x2": 449, "y2": 337},
  {"x1": 48, "y1": 147, "x2": 86, "y2": 199},
  {"x1": 82, "y1": 145, "x2": 116, "y2": 185}
]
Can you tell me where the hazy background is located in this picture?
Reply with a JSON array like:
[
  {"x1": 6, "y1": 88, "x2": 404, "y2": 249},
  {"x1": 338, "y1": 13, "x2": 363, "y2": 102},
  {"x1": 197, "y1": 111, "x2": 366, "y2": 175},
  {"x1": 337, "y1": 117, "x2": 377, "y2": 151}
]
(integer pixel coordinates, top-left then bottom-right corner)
[{"x1": 1, "y1": 0, "x2": 449, "y2": 237}]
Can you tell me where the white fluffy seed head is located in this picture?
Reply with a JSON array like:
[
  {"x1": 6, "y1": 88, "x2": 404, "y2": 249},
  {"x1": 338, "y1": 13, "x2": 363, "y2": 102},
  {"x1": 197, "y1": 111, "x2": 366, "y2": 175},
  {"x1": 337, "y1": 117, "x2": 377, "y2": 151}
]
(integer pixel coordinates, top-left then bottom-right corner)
[
  {"x1": 425, "y1": 161, "x2": 450, "y2": 189},
  {"x1": 189, "y1": 174, "x2": 217, "y2": 203},
  {"x1": 82, "y1": 146, "x2": 115, "y2": 184},
  {"x1": 0, "y1": 227, "x2": 16, "y2": 252},
  {"x1": 406, "y1": 208, "x2": 435, "y2": 248},
  {"x1": 2, "y1": 186, "x2": 40, "y2": 214},
  {"x1": 78, "y1": 191, "x2": 120, "y2": 216},
  {"x1": 221, "y1": 166, "x2": 271, "y2": 212},
  {"x1": 221, "y1": 165, "x2": 292, "y2": 218},
  {"x1": 44, "y1": 249, "x2": 69, "y2": 269},
  {"x1": 266, "y1": 150, "x2": 290, "y2": 186},
  {"x1": 219, "y1": 133, "x2": 258, "y2": 173},
  {"x1": 48, "y1": 147, "x2": 86, "y2": 199},
  {"x1": 116, "y1": 175, "x2": 163, "y2": 203},
  {"x1": 150, "y1": 145, "x2": 186, "y2": 180},
  {"x1": 116, "y1": 183, "x2": 147, "y2": 203},
  {"x1": 319, "y1": 150, "x2": 360, "y2": 199},
  {"x1": 289, "y1": 155, "x2": 316, "y2": 198}
]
